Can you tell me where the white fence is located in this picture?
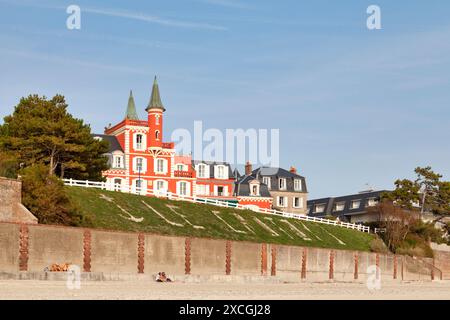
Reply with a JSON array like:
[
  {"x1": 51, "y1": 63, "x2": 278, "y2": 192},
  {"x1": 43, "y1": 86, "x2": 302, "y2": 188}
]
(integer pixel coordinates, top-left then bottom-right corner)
[{"x1": 63, "y1": 178, "x2": 371, "y2": 233}]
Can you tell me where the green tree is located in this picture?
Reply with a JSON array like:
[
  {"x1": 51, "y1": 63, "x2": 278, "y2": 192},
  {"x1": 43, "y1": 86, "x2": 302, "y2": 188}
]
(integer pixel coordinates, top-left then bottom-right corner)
[
  {"x1": 19, "y1": 164, "x2": 85, "y2": 225},
  {"x1": 382, "y1": 179, "x2": 420, "y2": 210},
  {"x1": 0, "y1": 94, "x2": 109, "y2": 180}
]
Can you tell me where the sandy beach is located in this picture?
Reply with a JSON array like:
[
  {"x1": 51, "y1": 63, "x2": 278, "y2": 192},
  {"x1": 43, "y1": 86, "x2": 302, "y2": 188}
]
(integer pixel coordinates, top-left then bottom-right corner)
[{"x1": 0, "y1": 280, "x2": 449, "y2": 300}]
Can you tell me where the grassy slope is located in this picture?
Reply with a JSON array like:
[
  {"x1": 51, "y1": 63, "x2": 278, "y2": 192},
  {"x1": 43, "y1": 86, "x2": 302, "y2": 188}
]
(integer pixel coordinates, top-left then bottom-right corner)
[{"x1": 67, "y1": 186, "x2": 375, "y2": 251}]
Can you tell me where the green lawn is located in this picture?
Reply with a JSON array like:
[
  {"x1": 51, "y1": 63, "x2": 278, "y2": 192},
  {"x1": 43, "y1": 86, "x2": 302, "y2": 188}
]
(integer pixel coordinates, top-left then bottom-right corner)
[{"x1": 67, "y1": 186, "x2": 375, "y2": 251}]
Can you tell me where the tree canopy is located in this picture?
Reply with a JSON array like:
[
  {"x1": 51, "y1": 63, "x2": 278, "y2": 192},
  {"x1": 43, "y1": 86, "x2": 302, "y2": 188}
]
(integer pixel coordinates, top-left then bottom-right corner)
[{"x1": 0, "y1": 94, "x2": 109, "y2": 180}]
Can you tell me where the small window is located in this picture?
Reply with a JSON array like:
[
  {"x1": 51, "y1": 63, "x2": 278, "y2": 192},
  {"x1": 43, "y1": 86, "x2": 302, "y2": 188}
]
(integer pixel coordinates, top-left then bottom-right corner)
[
  {"x1": 135, "y1": 134, "x2": 143, "y2": 150},
  {"x1": 136, "y1": 158, "x2": 144, "y2": 172},
  {"x1": 179, "y1": 182, "x2": 187, "y2": 196},
  {"x1": 350, "y1": 200, "x2": 361, "y2": 209},
  {"x1": 279, "y1": 178, "x2": 286, "y2": 190},
  {"x1": 278, "y1": 196, "x2": 287, "y2": 207},
  {"x1": 314, "y1": 204, "x2": 326, "y2": 213},
  {"x1": 217, "y1": 186, "x2": 224, "y2": 196},
  {"x1": 250, "y1": 184, "x2": 259, "y2": 196},
  {"x1": 155, "y1": 114, "x2": 160, "y2": 125},
  {"x1": 113, "y1": 155, "x2": 123, "y2": 168},
  {"x1": 156, "y1": 180, "x2": 165, "y2": 191},
  {"x1": 333, "y1": 202, "x2": 345, "y2": 212},
  {"x1": 293, "y1": 197, "x2": 303, "y2": 208},
  {"x1": 176, "y1": 164, "x2": 184, "y2": 171},
  {"x1": 294, "y1": 179, "x2": 302, "y2": 191},
  {"x1": 366, "y1": 198, "x2": 378, "y2": 207},
  {"x1": 263, "y1": 177, "x2": 271, "y2": 189},
  {"x1": 155, "y1": 130, "x2": 160, "y2": 140},
  {"x1": 198, "y1": 164, "x2": 207, "y2": 178},
  {"x1": 156, "y1": 159, "x2": 165, "y2": 173},
  {"x1": 216, "y1": 165, "x2": 225, "y2": 179}
]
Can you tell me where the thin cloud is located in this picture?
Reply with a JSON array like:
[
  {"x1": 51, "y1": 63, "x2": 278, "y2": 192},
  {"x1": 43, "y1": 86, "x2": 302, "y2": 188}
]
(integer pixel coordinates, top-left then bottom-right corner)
[
  {"x1": 198, "y1": 0, "x2": 251, "y2": 9},
  {"x1": 0, "y1": 0, "x2": 228, "y2": 31},
  {"x1": 82, "y1": 7, "x2": 228, "y2": 31}
]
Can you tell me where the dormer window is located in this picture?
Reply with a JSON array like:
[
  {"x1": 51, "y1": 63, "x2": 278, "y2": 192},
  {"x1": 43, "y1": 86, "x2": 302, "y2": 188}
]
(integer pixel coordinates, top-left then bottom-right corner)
[
  {"x1": 279, "y1": 178, "x2": 286, "y2": 190},
  {"x1": 215, "y1": 165, "x2": 228, "y2": 179},
  {"x1": 263, "y1": 177, "x2": 271, "y2": 190},
  {"x1": 294, "y1": 179, "x2": 302, "y2": 191},
  {"x1": 197, "y1": 164, "x2": 207, "y2": 178},
  {"x1": 350, "y1": 200, "x2": 361, "y2": 209},
  {"x1": 250, "y1": 182, "x2": 260, "y2": 196}
]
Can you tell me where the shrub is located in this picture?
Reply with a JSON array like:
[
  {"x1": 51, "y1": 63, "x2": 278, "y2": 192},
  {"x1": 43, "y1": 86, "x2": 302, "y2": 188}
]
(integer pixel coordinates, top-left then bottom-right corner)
[
  {"x1": 20, "y1": 164, "x2": 85, "y2": 226},
  {"x1": 369, "y1": 237, "x2": 389, "y2": 253}
]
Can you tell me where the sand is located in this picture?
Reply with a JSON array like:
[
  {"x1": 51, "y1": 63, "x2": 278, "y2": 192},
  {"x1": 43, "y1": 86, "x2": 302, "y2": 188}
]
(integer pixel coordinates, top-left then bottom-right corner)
[{"x1": 0, "y1": 280, "x2": 449, "y2": 300}]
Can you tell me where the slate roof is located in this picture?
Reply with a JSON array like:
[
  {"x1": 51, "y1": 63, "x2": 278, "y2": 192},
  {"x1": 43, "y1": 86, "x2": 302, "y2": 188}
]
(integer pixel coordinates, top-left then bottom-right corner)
[
  {"x1": 146, "y1": 76, "x2": 165, "y2": 112},
  {"x1": 251, "y1": 166, "x2": 308, "y2": 193},
  {"x1": 234, "y1": 175, "x2": 272, "y2": 197},
  {"x1": 307, "y1": 190, "x2": 390, "y2": 219},
  {"x1": 92, "y1": 134, "x2": 123, "y2": 153}
]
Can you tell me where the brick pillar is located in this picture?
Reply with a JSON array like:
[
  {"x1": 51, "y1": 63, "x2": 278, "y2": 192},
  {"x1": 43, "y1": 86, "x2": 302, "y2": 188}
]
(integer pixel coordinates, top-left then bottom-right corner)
[
  {"x1": 354, "y1": 252, "x2": 359, "y2": 280},
  {"x1": 271, "y1": 245, "x2": 277, "y2": 276},
  {"x1": 225, "y1": 240, "x2": 232, "y2": 275},
  {"x1": 301, "y1": 248, "x2": 307, "y2": 279},
  {"x1": 393, "y1": 255, "x2": 398, "y2": 280},
  {"x1": 261, "y1": 243, "x2": 267, "y2": 276},
  {"x1": 185, "y1": 237, "x2": 191, "y2": 275},
  {"x1": 19, "y1": 224, "x2": 29, "y2": 271},
  {"x1": 138, "y1": 233, "x2": 145, "y2": 274},
  {"x1": 83, "y1": 230, "x2": 91, "y2": 272},
  {"x1": 375, "y1": 253, "x2": 380, "y2": 280},
  {"x1": 329, "y1": 250, "x2": 334, "y2": 280}
]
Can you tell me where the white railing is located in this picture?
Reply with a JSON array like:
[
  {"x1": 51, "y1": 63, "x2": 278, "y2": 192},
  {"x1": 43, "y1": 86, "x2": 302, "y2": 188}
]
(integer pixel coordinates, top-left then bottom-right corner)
[{"x1": 63, "y1": 178, "x2": 371, "y2": 233}]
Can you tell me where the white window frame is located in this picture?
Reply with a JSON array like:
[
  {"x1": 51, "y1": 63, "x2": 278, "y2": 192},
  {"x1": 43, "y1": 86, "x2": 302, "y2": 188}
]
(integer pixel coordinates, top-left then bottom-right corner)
[
  {"x1": 278, "y1": 178, "x2": 286, "y2": 190},
  {"x1": 113, "y1": 155, "x2": 123, "y2": 168},
  {"x1": 294, "y1": 179, "x2": 302, "y2": 191},
  {"x1": 350, "y1": 200, "x2": 361, "y2": 209},
  {"x1": 196, "y1": 164, "x2": 209, "y2": 178},
  {"x1": 133, "y1": 157, "x2": 147, "y2": 174},
  {"x1": 293, "y1": 197, "x2": 303, "y2": 208},
  {"x1": 196, "y1": 184, "x2": 209, "y2": 196},
  {"x1": 250, "y1": 183, "x2": 260, "y2": 196},
  {"x1": 177, "y1": 181, "x2": 190, "y2": 196},
  {"x1": 215, "y1": 165, "x2": 228, "y2": 179},
  {"x1": 154, "y1": 158, "x2": 168, "y2": 174},
  {"x1": 277, "y1": 196, "x2": 287, "y2": 208},
  {"x1": 134, "y1": 133, "x2": 146, "y2": 151},
  {"x1": 314, "y1": 204, "x2": 326, "y2": 213},
  {"x1": 334, "y1": 202, "x2": 345, "y2": 212},
  {"x1": 366, "y1": 198, "x2": 378, "y2": 207},
  {"x1": 263, "y1": 177, "x2": 271, "y2": 190},
  {"x1": 154, "y1": 179, "x2": 168, "y2": 195},
  {"x1": 175, "y1": 163, "x2": 187, "y2": 172}
]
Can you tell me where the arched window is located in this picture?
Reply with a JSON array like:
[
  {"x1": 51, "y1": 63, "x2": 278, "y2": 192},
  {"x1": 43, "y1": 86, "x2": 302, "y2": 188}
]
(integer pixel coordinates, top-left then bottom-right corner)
[{"x1": 155, "y1": 130, "x2": 160, "y2": 140}]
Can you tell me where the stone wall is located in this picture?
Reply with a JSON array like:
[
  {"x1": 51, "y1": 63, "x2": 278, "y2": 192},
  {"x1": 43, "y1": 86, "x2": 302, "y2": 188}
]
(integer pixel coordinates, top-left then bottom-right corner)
[
  {"x1": 0, "y1": 221, "x2": 436, "y2": 282},
  {"x1": 0, "y1": 177, "x2": 37, "y2": 224}
]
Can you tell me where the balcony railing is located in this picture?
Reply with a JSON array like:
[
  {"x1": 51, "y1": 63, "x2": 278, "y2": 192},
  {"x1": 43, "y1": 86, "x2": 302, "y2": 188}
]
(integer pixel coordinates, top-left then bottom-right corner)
[
  {"x1": 174, "y1": 170, "x2": 194, "y2": 178},
  {"x1": 162, "y1": 142, "x2": 174, "y2": 149}
]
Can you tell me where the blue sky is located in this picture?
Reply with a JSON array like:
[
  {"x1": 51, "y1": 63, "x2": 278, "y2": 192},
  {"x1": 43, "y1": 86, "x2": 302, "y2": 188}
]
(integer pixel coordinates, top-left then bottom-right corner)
[{"x1": 0, "y1": 0, "x2": 449, "y2": 198}]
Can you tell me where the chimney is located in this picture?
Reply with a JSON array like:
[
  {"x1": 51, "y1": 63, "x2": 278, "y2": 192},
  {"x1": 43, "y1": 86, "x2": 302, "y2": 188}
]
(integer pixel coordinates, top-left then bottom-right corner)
[
  {"x1": 245, "y1": 161, "x2": 252, "y2": 176},
  {"x1": 289, "y1": 166, "x2": 297, "y2": 174}
]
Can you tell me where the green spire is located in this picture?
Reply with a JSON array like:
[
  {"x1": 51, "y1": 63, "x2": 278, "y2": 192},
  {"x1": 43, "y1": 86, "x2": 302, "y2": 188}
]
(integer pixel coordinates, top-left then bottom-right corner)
[
  {"x1": 125, "y1": 90, "x2": 140, "y2": 120},
  {"x1": 146, "y1": 76, "x2": 165, "y2": 112}
]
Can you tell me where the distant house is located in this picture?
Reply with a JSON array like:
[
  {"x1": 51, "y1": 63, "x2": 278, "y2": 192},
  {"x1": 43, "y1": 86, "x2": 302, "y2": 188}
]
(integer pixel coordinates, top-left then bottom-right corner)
[
  {"x1": 307, "y1": 190, "x2": 390, "y2": 223},
  {"x1": 234, "y1": 162, "x2": 308, "y2": 215}
]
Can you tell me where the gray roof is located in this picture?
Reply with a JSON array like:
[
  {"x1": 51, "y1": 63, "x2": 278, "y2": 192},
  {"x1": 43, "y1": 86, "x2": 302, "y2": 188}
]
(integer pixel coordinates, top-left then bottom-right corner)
[
  {"x1": 234, "y1": 175, "x2": 272, "y2": 197},
  {"x1": 92, "y1": 134, "x2": 123, "y2": 153},
  {"x1": 307, "y1": 190, "x2": 390, "y2": 219},
  {"x1": 252, "y1": 166, "x2": 307, "y2": 193},
  {"x1": 192, "y1": 160, "x2": 234, "y2": 179}
]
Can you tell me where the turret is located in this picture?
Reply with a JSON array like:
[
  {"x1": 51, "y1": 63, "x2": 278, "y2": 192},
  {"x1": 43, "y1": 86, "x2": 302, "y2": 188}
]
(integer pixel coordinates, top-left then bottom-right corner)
[{"x1": 146, "y1": 76, "x2": 165, "y2": 148}]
